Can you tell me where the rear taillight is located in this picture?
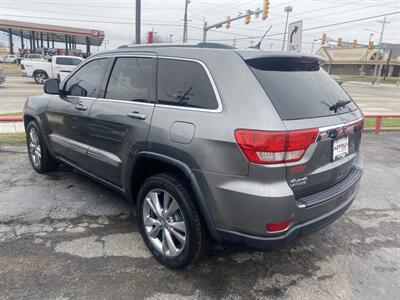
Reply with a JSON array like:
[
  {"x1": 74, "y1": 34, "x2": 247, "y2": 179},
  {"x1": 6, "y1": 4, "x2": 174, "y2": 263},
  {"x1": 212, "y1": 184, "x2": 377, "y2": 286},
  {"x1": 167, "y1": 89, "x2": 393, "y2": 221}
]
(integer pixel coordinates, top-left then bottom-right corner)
[
  {"x1": 234, "y1": 128, "x2": 318, "y2": 164},
  {"x1": 266, "y1": 220, "x2": 292, "y2": 233},
  {"x1": 351, "y1": 119, "x2": 364, "y2": 131},
  {"x1": 20, "y1": 64, "x2": 25, "y2": 70}
]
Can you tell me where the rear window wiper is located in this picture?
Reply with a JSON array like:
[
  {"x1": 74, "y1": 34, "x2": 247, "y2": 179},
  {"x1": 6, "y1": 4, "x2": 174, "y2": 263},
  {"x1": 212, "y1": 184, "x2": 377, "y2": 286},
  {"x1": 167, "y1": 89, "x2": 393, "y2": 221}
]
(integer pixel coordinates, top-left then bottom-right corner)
[{"x1": 329, "y1": 100, "x2": 351, "y2": 113}]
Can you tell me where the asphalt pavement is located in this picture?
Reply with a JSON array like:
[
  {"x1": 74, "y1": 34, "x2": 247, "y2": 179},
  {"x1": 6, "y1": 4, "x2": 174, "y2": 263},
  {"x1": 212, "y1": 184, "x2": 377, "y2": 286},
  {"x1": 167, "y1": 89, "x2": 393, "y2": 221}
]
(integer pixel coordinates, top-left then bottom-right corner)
[
  {"x1": 0, "y1": 77, "x2": 399, "y2": 114},
  {"x1": 0, "y1": 132, "x2": 399, "y2": 299}
]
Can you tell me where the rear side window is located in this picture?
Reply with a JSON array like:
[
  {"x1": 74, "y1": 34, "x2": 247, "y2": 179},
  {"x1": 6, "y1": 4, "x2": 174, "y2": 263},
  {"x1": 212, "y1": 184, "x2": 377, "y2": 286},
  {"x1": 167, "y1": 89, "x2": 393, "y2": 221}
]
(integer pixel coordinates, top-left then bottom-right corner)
[
  {"x1": 64, "y1": 58, "x2": 108, "y2": 97},
  {"x1": 157, "y1": 59, "x2": 218, "y2": 110},
  {"x1": 247, "y1": 57, "x2": 357, "y2": 120},
  {"x1": 105, "y1": 57, "x2": 155, "y2": 102},
  {"x1": 56, "y1": 57, "x2": 82, "y2": 66}
]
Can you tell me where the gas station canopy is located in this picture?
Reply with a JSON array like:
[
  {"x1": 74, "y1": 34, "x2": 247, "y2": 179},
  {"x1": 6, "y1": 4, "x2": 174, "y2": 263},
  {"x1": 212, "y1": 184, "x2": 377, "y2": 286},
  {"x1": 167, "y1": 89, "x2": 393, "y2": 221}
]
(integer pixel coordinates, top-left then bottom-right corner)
[{"x1": 0, "y1": 19, "x2": 105, "y2": 55}]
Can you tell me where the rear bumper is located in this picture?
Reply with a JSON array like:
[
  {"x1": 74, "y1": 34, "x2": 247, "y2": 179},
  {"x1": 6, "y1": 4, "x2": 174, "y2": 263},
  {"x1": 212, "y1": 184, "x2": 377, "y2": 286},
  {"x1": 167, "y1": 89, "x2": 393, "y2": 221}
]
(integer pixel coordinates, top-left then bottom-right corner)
[
  {"x1": 216, "y1": 182, "x2": 358, "y2": 250},
  {"x1": 197, "y1": 153, "x2": 363, "y2": 248}
]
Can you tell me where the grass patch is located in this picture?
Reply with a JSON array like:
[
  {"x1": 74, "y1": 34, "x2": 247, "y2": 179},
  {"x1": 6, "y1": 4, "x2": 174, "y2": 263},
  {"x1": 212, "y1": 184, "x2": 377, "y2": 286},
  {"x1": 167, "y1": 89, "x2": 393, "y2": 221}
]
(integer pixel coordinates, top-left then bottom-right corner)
[
  {"x1": 0, "y1": 132, "x2": 26, "y2": 145},
  {"x1": 0, "y1": 112, "x2": 23, "y2": 116},
  {"x1": 0, "y1": 63, "x2": 21, "y2": 76},
  {"x1": 364, "y1": 117, "x2": 400, "y2": 128},
  {"x1": 340, "y1": 75, "x2": 400, "y2": 85}
]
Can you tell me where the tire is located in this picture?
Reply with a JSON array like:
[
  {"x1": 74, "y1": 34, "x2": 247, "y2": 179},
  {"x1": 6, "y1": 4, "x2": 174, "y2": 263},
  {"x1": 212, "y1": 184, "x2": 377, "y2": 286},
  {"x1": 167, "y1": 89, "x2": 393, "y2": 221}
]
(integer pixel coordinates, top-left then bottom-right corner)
[
  {"x1": 34, "y1": 71, "x2": 48, "y2": 84},
  {"x1": 26, "y1": 121, "x2": 58, "y2": 173},
  {"x1": 137, "y1": 173, "x2": 210, "y2": 269}
]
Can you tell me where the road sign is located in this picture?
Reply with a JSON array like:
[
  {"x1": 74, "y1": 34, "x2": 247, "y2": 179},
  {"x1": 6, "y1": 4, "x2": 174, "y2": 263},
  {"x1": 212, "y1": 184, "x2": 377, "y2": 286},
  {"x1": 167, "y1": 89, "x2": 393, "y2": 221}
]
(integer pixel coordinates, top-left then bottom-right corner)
[
  {"x1": 287, "y1": 20, "x2": 303, "y2": 52},
  {"x1": 374, "y1": 44, "x2": 383, "y2": 50}
]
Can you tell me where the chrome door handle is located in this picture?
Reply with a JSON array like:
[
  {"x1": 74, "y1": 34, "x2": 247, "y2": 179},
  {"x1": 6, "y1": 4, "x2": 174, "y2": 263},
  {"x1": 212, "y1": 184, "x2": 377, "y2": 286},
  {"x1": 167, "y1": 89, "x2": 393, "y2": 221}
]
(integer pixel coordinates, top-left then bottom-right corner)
[
  {"x1": 127, "y1": 111, "x2": 146, "y2": 120},
  {"x1": 74, "y1": 103, "x2": 88, "y2": 111}
]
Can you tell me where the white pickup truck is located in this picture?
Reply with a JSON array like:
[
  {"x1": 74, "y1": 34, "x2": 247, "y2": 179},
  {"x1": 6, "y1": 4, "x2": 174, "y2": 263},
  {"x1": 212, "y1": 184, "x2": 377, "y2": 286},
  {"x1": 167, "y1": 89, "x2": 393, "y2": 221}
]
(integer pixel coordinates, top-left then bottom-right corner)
[{"x1": 21, "y1": 55, "x2": 83, "y2": 84}]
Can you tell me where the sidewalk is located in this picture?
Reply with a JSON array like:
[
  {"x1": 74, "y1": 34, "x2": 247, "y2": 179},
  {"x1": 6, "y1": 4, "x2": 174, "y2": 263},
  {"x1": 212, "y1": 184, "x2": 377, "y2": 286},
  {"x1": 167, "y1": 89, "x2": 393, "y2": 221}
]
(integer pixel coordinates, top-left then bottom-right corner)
[{"x1": 0, "y1": 122, "x2": 25, "y2": 133}]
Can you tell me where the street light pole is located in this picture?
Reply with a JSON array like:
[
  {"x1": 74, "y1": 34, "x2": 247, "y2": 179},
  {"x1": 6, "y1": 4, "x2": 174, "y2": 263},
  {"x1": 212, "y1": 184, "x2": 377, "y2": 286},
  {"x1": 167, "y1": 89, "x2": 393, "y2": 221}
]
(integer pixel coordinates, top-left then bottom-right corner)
[
  {"x1": 311, "y1": 39, "x2": 318, "y2": 54},
  {"x1": 281, "y1": 6, "x2": 293, "y2": 52}
]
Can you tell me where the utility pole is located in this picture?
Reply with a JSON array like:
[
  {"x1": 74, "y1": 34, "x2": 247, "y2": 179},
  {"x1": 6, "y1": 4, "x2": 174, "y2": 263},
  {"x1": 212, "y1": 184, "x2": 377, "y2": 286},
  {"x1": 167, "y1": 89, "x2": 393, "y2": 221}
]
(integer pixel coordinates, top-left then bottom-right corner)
[
  {"x1": 375, "y1": 17, "x2": 389, "y2": 84},
  {"x1": 361, "y1": 33, "x2": 374, "y2": 75},
  {"x1": 281, "y1": 6, "x2": 293, "y2": 51},
  {"x1": 135, "y1": 0, "x2": 141, "y2": 44},
  {"x1": 183, "y1": 0, "x2": 190, "y2": 43}
]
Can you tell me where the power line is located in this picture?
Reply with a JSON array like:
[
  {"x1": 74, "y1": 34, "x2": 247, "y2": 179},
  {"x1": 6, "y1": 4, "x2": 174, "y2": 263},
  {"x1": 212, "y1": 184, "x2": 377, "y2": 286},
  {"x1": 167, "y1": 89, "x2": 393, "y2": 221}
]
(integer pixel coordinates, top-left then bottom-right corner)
[{"x1": 195, "y1": 11, "x2": 400, "y2": 42}]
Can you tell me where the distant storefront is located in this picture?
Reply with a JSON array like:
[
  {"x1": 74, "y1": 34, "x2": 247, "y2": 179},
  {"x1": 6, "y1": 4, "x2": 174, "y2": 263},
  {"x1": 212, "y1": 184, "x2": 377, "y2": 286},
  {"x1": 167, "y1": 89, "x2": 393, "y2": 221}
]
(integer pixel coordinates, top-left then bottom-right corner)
[{"x1": 316, "y1": 43, "x2": 400, "y2": 77}]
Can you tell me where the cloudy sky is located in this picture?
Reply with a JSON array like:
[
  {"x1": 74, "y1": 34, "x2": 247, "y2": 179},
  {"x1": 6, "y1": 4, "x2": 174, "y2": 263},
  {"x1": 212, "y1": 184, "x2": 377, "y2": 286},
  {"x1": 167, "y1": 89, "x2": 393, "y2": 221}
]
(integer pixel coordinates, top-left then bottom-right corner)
[{"x1": 1, "y1": 0, "x2": 399, "y2": 53}]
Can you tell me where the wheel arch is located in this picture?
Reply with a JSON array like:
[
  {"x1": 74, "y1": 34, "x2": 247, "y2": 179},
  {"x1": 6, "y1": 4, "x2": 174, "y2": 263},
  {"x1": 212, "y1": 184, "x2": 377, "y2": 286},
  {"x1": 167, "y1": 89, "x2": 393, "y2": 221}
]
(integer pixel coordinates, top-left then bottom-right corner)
[
  {"x1": 24, "y1": 113, "x2": 55, "y2": 157},
  {"x1": 33, "y1": 69, "x2": 49, "y2": 77},
  {"x1": 126, "y1": 151, "x2": 220, "y2": 242}
]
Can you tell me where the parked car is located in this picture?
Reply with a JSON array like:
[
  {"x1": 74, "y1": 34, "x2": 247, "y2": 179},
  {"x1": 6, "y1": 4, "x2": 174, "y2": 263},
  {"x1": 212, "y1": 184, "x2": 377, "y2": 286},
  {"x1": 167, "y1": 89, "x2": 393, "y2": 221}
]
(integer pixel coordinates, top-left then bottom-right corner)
[
  {"x1": 0, "y1": 67, "x2": 5, "y2": 85},
  {"x1": 0, "y1": 56, "x2": 4, "y2": 63},
  {"x1": 3, "y1": 54, "x2": 19, "y2": 64},
  {"x1": 331, "y1": 74, "x2": 343, "y2": 85},
  {"x1": 23, "y1": 44, "x2": 364, "y2": 268},
  {"x1": 23, "y1": 54, "x2": 46, "y2": 61},
  {"x1": 21, "y1": 55, "x2": 83, "y2": 84}
]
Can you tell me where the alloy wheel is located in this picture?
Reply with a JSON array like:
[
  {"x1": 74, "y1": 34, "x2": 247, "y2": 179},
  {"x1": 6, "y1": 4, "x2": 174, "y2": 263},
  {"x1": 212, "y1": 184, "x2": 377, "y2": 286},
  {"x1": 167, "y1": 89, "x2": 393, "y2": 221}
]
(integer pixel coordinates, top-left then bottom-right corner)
[
  {"x1": 142, "y1": 189, "x2": 187, "y2": 257},
  {"x1": 28, "y1": 127, "x2": 42, "y2": 168},
  {"x1": 35, "y1": 73, "x2": 46, "y2": 84}
]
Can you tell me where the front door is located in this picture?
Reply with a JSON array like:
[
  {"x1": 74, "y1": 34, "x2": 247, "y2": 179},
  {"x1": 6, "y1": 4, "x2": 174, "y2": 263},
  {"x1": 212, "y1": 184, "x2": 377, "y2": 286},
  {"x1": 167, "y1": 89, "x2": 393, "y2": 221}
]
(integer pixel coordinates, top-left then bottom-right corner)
[
  {"x1": 85, "y1": 55, "x2": 157, "y2": 186},
  {"x1": 46, "y1": 57, "x2": 110, "y2": 167}
]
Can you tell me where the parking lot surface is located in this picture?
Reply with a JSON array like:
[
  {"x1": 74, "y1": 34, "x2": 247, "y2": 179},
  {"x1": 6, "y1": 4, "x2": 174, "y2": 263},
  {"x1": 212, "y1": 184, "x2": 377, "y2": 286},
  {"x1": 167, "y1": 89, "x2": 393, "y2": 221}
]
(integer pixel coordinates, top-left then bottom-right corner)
[
  {"x1": 0, "y1": 133, "x2": 399, "y2": 299},
  {"x1": 0, "y1": 77, "x2": 399, "y2": 114}
]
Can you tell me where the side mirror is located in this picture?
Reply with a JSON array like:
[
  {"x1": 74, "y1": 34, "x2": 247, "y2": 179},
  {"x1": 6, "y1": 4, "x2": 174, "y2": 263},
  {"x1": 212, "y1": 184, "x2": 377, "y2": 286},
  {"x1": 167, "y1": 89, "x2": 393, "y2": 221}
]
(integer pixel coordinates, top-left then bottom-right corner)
[{"x1": 44, "y1": 79, "x2": 60, "y2": 95}]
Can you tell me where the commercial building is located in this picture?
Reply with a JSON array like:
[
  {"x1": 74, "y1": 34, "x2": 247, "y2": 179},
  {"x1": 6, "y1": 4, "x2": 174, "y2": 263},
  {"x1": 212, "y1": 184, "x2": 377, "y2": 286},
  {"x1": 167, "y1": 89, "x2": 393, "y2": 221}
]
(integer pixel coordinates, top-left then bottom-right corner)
[{"x1": 316, "y1": 43, "x2": 400, "y2": 77}]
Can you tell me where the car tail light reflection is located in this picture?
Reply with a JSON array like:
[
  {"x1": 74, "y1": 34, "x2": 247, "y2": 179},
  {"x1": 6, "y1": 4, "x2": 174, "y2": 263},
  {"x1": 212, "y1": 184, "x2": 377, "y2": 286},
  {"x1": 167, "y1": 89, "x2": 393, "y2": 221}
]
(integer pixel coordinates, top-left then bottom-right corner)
[{"x1": 235, "y1": 128, "x2": 318, "y2": 164}]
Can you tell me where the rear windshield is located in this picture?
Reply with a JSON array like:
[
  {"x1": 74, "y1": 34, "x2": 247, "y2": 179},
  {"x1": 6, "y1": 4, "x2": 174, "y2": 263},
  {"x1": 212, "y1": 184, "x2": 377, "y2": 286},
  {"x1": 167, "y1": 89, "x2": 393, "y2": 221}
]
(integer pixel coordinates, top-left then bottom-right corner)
[{"x1": 246, "y1": 57, "x2": 357, "y2": 120}]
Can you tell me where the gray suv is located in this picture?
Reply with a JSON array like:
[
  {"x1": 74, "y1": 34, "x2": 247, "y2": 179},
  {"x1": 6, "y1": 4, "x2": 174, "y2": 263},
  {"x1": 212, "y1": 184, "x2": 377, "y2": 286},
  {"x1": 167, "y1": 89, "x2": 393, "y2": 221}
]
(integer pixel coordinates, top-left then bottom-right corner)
[{"x1": 23, "y1": 43, "x2": 364, "y2": 268}]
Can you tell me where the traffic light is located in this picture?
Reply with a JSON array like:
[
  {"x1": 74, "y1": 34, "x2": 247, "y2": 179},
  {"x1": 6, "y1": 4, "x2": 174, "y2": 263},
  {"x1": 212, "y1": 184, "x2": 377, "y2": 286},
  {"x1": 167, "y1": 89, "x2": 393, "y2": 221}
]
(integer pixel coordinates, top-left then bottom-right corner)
[
  {"x1": 368, "y1": 40, "x2": 374, "y2": 50},
  {"x1": 226, "y1": 16, "x2": 232, "y2": 29},
  {"x1": 321, "y1": 33, "x2": 326, "y2": 45},
  {"x1": 262, "y1": 0, "x2": 270, "y2": 20},
  {"x1": 352, "y1": 39, "x2": 357, "y2": 48},
  {"x1": 245, "y1": 10, "x2": 251, "y2": 25},
  {"x1": 336, "y1": 37, "x2": 342, "y2": 47}
]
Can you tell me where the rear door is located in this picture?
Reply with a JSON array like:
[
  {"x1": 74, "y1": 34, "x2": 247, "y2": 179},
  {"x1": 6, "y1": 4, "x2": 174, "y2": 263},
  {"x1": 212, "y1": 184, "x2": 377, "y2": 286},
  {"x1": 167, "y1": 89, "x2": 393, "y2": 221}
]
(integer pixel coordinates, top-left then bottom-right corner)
[
  {"x1": 245, "y1": 55, "x2": 363, "y2": 199},
  {"x1": 46, "y1": 57, "x2": 109, "y2": 167},
  {"x1": 85, "y1": 54, "x2": 156, "y2": 186}
]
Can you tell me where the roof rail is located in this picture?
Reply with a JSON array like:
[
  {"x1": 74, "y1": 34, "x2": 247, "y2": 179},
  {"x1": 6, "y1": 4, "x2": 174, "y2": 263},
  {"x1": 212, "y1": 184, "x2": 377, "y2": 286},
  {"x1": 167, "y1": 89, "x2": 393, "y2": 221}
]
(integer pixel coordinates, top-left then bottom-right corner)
[{"x1": 117, "y1": 42, "x2": 236, "y2": 50}]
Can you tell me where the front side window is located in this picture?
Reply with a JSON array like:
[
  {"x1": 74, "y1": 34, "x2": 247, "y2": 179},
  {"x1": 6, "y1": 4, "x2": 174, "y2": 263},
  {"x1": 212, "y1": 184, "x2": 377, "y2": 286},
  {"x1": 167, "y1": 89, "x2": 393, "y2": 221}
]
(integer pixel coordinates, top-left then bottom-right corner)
[
  {"x1": 64, "y1": 58, "x2": 108, "y2": 97},
  {"x1": 157, "y1": 59, "x2": 219, "y2": 110},
  {"x1": 105, "y1": 57, "x2": 155, "y2": 102}
]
